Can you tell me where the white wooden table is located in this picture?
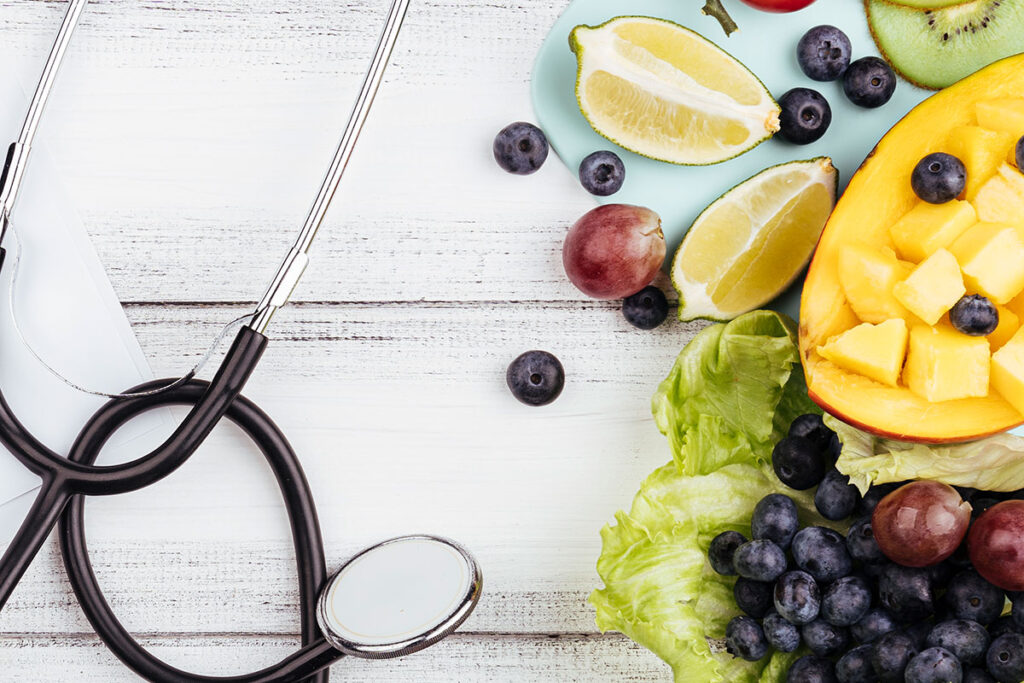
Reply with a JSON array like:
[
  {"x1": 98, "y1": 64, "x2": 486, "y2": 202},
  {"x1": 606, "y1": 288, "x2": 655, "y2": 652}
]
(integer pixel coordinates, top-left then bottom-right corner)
[{"x1": 0, "y1": 0, "x2": 706, "y2": 679}]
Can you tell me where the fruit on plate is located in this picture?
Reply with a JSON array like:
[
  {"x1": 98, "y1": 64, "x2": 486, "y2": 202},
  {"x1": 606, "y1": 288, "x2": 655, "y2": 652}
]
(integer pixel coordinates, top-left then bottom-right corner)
[
  {"x1": 562, "y1": 204, "x2": 664, "y2": 299},
  {"x1": 569, "y1": 16, "x2": 780, "y2": 165},
  {"x1": 672, "y1": 158, "x2": 837, "y2": 321},
  {"x1": 871, "y1": 482, "x2": 971, "y2": 567},
  {"x1": 866, "y1": 0, "x2": 1024, "y2": 90},
  {"x1": 777, "y1": 88, "x2": 832, "y2": 145},
  {"x1": 800, "y1": 54, "x2": 1024, "y2": 442},
  {"x1": 842, "y1": 56, "x2": 897, "y2": 109}
]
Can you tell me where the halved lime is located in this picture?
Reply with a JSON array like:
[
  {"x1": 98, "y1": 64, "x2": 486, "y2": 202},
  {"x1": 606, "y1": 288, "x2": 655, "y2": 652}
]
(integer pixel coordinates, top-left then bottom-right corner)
[
  {"x1": 673, "y1": 158, "x2": 838, "y2": 321},
  {"x1": 570, "y1": 16, "x2": 781, "y2": 165}
]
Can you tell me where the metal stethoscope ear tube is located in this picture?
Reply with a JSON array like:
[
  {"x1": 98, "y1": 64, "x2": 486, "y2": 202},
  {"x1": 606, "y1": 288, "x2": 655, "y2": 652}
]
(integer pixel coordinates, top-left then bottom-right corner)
[{"x1": 0, "y1": 0, "x2": 482, "y2": 680}]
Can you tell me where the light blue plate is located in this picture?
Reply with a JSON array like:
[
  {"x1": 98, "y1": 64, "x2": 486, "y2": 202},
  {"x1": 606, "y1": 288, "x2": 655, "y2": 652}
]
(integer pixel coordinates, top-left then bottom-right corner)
[{"x1": 531, "y1": 0, "x2": 936, "y2": 318}]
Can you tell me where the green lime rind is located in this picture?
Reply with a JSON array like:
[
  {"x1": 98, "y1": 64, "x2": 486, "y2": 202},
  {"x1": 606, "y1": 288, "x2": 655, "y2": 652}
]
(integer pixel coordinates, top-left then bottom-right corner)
[
  {"x1": 569, "y1": 16, "x2": 780, "y2": 166},
  {"x1": 672, "y1": 157, "x2": 840, "y2": 322},
  {"x1": 867, "y1": 0, "x2": 1024, "y2": 90}
]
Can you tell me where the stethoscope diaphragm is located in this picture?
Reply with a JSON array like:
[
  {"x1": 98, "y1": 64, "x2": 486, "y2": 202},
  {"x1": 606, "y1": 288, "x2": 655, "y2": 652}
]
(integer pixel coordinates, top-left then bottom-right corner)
[{"x1": 316, "y1": 535, "x2": 482, "y2": 659}]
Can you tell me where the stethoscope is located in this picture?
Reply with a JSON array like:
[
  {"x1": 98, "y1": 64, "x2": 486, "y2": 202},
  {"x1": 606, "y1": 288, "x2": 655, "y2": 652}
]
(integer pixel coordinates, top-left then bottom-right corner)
[{"x1": 0, "y1": 0, "x2": 483, "y2": 681}]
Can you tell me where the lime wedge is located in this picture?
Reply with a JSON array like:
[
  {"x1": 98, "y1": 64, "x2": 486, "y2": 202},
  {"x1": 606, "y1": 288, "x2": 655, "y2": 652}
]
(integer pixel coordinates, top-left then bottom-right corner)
[
  {"x1": 672, "y1": 158, "x2": 838, "y2": 321},
  {"x1": 570, "y1": 16, "x2": 781, "y2": 165}
]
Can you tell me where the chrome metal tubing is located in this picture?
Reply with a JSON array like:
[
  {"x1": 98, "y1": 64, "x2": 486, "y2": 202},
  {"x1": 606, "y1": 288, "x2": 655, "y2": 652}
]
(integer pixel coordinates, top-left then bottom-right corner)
[
  {"x1": 248, "y1": 0, "x2": 411, "y2": 335},
  {"x1": 0, "y1": 0, "x2": 90, "y2": 243}
]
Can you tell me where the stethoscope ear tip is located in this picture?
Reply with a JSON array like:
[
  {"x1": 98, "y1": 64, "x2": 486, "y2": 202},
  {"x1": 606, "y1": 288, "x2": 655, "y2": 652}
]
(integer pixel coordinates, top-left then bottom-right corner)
[{"x1": 316, "y1": 535, "x2": 481, "y2": 659}]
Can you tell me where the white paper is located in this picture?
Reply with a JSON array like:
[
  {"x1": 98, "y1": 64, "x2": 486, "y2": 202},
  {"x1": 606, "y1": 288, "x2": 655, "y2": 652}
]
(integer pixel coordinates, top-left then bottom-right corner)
[{"x1": 0, "y1": 59, "x2": 167, "y2": 507}]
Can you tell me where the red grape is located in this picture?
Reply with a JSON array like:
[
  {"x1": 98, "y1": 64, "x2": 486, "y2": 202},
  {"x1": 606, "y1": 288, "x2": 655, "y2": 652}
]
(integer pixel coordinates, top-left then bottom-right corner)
[
  {"x1": 562, "y1": 204, "x2": 665, "y2": 300},
  {"x1": 737, "y1": 0, "x2": 817, "y2": 12},
  {"x1": 968, "y1": 500, "x2": 1024, "y2": 591},
  {"x1": 871, "y1": 481, "x2": 972, "y2": 567}
]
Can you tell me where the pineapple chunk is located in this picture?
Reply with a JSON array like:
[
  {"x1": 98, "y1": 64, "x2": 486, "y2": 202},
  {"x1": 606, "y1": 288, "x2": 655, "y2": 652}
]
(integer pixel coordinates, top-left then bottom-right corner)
[
  {"x1": 992, "y1": 327, "x2": 1024, "y2": 415},
  {"x1": 904, "y1": 325, "x2": 990, "y2": 402},
  {"x1": 838, "y1": 244, "x2": 912, "y2": 323},
  {"x1": 973, "y1": 174, "x2": 1024, "y2": 226},
  {"x1": 975, "y1": 99, "x2": 1024, "y2": 137},
  {"x1": 989, "y1": 305, "x2": 1020, "y2": 350},
  {"x1": 892, "y1": 249, "x2": 966, "y2": 325},
  {"x1": 1007, "y1": 291, "x2": 1024, "y2": 321},
  {"x1": 948, "y1": 222, "x2": 1024, "y2": 304},
  {"x1": 888, "y1": 200, "x2": 977, "y2": 262},
  {"x1": 947, "y1": 126, "x2": 1016, "y2": 200},
  {"x1": 818, "y1": 319, "x2": 907, "y2": 387}
]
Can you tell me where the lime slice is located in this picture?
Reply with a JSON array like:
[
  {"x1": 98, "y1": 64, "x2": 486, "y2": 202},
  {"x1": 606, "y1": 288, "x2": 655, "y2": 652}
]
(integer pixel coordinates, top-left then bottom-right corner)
[
  {"x1": 570, "y1": 16, "x2": 781, "y2": 166},
  {"x1": 672, "y1": 158, "x2": 838, "y2": 321}
]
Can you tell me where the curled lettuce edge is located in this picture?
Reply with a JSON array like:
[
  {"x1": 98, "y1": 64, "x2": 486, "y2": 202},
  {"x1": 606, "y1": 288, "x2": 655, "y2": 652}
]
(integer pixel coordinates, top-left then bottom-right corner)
[
  {"x1": 828, "y1": 415, "x2": 1024, "y2": 494},
  {"x1": 593, "y1": 311, "x2": 839, "y2": 683}
]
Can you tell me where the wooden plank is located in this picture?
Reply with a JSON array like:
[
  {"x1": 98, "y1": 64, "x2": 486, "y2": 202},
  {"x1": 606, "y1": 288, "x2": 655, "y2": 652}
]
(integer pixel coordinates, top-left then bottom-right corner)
[
  {"x1": 0, "y1": 303, "x2": 702, "y2": 638},
  {"x1": 0, "y1": 0, "x2": 628, "y2": 304},
  {"x1": 0, "y1": 632, "x2": 667, "y2": 681}
]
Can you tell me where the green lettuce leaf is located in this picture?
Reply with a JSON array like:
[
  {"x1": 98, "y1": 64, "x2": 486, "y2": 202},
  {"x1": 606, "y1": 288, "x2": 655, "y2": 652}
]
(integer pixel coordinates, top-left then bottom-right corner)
[
  {"x1": 593, "y1": 311, "x2": 833, "y2": 683},
  {"x1": 652, "y1": 310, "x2": 818, "y2": 476},
  {"x1": 829, "y1": 416, "x2": 1024, "y2": 493}
]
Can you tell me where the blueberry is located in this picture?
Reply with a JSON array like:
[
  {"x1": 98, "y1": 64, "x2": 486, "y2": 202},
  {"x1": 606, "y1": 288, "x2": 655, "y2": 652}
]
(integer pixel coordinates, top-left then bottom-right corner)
[
  {"x1": 847, "y1": 515, "x2": 886, "y2": 566},
  {"x1": 964, "y1": 668, "x2": 996, "y2": 683},
  {"x1": 709, "y1": 530, "x2": 747, "y2": 575},
  {"x1": 857, "y1": 482, "x2": 904, "y2": 517},
  {"x1": 773, "y1": 436, "x2": 829, "y2": 490},
  {"x1": 871, "y1": 631, "x2": 920, "y2": 682},
  {"x1": 843, "y1": 56, "x2": 896, "y2": 109},
  {"x1": 777, "y1": 88, "x2": 832, "y2": 145},
  {"x1": 815, "y1": 468, "x2": 861, "y2": 521},
  {"x1": 787, "y1": 655, "x2": 838, "y2": 683},
  {"x1": 578, "y1": 150, "x2": 625, "y2": 196},
  {"x1": 764, "y1": 611, "x2": 802, "y2": 652},
  {"x1": 734, "y1": 577, "x2": 774, "y2": 619},
  {"x1": 911, "y1": 152, "x2": 967, "y2": 204},
  {"x1": 792, "y1": 527, "x2": 853, "y2": 583},
  {"x1": 986, "y1": 633, "x2": 1024, "y2": 683},
  {"x1": 1016, "y1": 136, "x2": 1024, "y2": 171},
  {"x1": 879, "y1": 564, "x2": 935, "y2": 623},
  {"x1": 989, "y1": 615, "x2": 1022, "y2": 640},
  {"x1": 852, "y1": 607, "x2": 898, "y2": 644},
  {"x1": 789, "y1": 414, "x2": 833, "y2": 451},
  {"x1": 734, "y1": 539, "x2": 787, "y2": 583},
  {"x1": 821, "y1": 575, "x2": 872, "y2": 627},
  {"x1": 752, "y1": 493, "x2": 800, "y2": 550},
  {"x1": 944, "y1": 570, "x2": 1005, "y2": 626},
  {"x1": 775, "y1": 570, "x2": 822, "y2": 625},
  {"x1": 802, "y1": 618, "x2": 850, "y2": 657},
  {"x1": 493, "y1": 122, "x2": 548, "y2": 174},
  {"x1": 622, "y1": 286, "x2": 668, "y2": 330},
  {"x1": 836, "y1": 644, "x2": 875, "y2": 683},
  {"x1": 1012, "y1": 592, "x2": 1024, "y2": 630},
  {"x1": 950, "y1": 295, "x2": 999, "y2": 336},
  {"x1": 905, "y1": 647, "x2": 963, "y2": 683},
  {"x1": 725, "y1": 615, "x2": 769, "y2": 661},
  {"x1": 506, "y1": 351, "x2": 564, "y2": 406},
  {"x1": 927, "y1": 620, "x2": 990, "y2": 666},
  {"x1": 797, "y1": 25, "x2": 852, "y2": 81}
]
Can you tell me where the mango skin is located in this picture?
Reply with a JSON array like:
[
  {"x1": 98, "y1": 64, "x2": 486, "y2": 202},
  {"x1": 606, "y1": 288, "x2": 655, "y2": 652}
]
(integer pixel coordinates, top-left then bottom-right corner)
[{"x1": 800, "y1": 54, "x2": 1024, "y2": 444}]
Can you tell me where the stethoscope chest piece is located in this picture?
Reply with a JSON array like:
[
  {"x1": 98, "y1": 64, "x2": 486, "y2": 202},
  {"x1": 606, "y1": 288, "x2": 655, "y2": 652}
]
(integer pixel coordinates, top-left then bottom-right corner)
[{"x1": 316, "y1": 535, "x2": 481, "y2": 659}]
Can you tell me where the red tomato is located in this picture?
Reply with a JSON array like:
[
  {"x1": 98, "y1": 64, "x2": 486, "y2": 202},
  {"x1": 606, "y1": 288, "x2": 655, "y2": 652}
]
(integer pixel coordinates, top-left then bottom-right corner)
[{"x1": 737, "y1": 0, "x2": 817, "y2": 12}]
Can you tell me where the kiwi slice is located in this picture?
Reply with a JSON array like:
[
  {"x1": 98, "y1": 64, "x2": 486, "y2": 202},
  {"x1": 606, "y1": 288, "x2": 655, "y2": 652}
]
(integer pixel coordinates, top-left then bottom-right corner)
[
  {"x1": 867, "y1": 0, "x2": 1024, "y2": 89},
  {"x1": 888, "y1": 0, "x2": 976, "y2": 7}
]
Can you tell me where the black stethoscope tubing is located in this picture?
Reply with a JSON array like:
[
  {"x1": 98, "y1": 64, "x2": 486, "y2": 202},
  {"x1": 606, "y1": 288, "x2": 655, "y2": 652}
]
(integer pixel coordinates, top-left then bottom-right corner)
[{"x1": 59, "y1": 362, "x2": 341, "y2": 683}]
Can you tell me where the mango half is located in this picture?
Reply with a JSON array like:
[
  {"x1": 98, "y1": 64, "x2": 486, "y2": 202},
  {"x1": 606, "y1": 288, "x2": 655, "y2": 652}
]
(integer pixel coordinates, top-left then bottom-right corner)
[{"x1": 800, "y1": 54, "x2": 1024, "y2": 443}]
